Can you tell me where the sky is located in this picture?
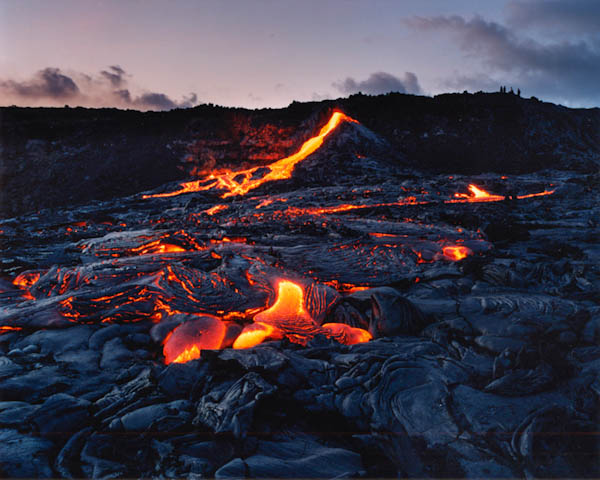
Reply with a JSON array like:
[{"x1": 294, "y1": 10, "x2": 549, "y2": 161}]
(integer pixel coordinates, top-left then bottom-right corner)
[{"x1": 1, "y1": 0, "x2": 598, "y2": 109}]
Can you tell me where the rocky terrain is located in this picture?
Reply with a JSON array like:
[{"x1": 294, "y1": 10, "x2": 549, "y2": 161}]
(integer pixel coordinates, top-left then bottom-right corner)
[
  {"x1": 0, "y1": 95, "x2": 599, "y2": 478},
  {"x1": 1, "y1": 92, "x2": 598, "y2": 218}
]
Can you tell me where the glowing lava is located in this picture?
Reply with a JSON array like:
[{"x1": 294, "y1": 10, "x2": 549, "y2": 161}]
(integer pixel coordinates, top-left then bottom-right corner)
[
  {"x1": 13, "y1": 272, "x2": 40, "y2": 288},
  {"x1": 254, "y1": 280, "x2": 313, "y2": 326},
  {"x1": 144, "y1": 111, "x2": 358, "y2": 200},
  {"x1": 321, "y1": 323, "x2": 372, "y2": 344},
  {"x1": 453, "y1": 184, "x2": 504, "y2": 202},
  {"x1": 442, "y1": 245, "x2": 472, "y2": 261},
  {"x1": 163, "y1": 316, "x2": 226, "y2": 364},
  {"x1": 204, "y1": 204, "x2": 229, "y2": 215},
  {"x1": 231, "y1": 279, "x2": 371, "y2": 351},
  {"x1": 0, "y1": 326, "x2": 23, "y2": 334},
  {"x1": 233, "y1": 322, "x2": 282, "y2": 349}
]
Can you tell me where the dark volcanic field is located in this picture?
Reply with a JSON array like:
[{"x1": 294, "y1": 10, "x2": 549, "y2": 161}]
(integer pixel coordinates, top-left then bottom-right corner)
[
  {"x1": 2, "y1": 92, "x2": 599, "y2": 218},
  {"x1": 0, "y1": 93, "x2": 599, "y2": 478}
]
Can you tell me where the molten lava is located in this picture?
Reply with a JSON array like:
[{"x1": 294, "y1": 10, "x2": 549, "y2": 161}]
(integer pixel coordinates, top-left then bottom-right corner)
[
  {"x1": 231, "y1": 279, "x2": 371, "y2": 351},
  {"x1": 254, "y1": 280, "x2": 314, "y2": 326},
  {"x1": 0, "y1": 326, "x2": 23, "y2": 334},
  {"x1": 453, "y1": 184, "x2": 504, "y2": 202},
  {"x1": 163, "y1": 316, "x2": 226, "y2": 364},
  {"x1": 204, "y1": 204, "x2": 229, "y2": 216},
  {"x1": 232, "y1": 322, "x2": 282, "y2": 349},
  {"x1": 13, "y1": 272, "x2": 40, "y2": 288},
  {"x1": 442, "y1": 245, "x2": 472, "y2": 261},
  {"x1": 321, "y1": 323, "x2": 372, "y2": 344},
  {"x1": 143, "y1": 111, "x2": 358, "y2": 200}
]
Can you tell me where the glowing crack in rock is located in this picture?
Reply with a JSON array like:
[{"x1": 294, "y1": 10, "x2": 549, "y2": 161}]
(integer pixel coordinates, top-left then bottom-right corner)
[{"x1": 143, "y1": 111, "x2": 358, "y2": 199}]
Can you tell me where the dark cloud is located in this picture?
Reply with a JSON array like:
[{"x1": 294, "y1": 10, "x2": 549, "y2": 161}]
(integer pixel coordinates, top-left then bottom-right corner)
[
  {"x1": 1, "y1": 67, "x2": 79, "y2": 99},
  {"x1": 0, "y1": 66, "x2": 199, "y2": 110},
  {"x1": 333, "y1": 71, "x2": 422, "y2": 95},
  {"x1": 114, "y1": 89, "x2": 132, "y2": 103},
  {"x1": 507, "y1": 0, "x2": 600, "y2": 33},
  {"x1": 178, "y1": 93, "x2": 198, "y2": 109},
  {"x1": 100, "y1": 65, "x2": 127, "y2": 87},
  {"x1": 407, "y1": 14, "x2": 600, "y2": 104},
  {"x1": 134, "y1": 92, "x2": 177, "y2": 110}
]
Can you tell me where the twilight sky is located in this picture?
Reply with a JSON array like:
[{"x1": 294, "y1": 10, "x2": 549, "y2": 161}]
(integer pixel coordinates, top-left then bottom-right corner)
[{"x1": 1, "y1": 0, "x2": 598, "y2": 109}]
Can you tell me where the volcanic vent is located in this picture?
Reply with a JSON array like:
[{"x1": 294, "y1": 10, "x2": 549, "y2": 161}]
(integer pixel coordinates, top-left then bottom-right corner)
[{"x1": 0, "y1": 103, "x2": 598, "y2": 478}]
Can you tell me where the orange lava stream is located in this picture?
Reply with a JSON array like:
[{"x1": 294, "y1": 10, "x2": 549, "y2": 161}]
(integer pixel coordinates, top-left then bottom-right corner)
[
  {"x1": 516, "y1": 189, "x2": 555, "y2": 199},
  {"x1": 0, "y1": 326, "x2": 23, "y2": 334},
  {"x1": 254, "y1": 280, "x2": 313, "y2": 326},
  {"x1": 287, "y1": 184, "x2": 554, "y2": 216},
  {"x1": 204, "y1": 204, "x2": 229, "y2": 215},
  {"x1": 143, "y1": 111, "x2": 358, "y2": 200}
]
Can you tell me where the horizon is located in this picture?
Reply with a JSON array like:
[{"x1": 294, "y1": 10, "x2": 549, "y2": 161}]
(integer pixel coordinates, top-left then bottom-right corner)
[
  {"x1": 3, "y1": 89, "x2": 598, "y2": 113},
  {"x1": 1, "y1": 0, "x2": 599, "y2": 110}
]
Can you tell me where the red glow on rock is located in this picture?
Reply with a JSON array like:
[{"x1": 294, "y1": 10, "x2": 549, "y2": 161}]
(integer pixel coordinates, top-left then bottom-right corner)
[
  {"x1": 321, "y1": 323, "x2": 372, "y2": 345},
  {"x1": 13, "y1": 272, "x2": 40, "y2": 288}
]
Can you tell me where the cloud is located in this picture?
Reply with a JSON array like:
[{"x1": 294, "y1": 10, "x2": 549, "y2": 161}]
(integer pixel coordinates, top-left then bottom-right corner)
[
  {"x1": 333, "y1": 71, "x2": 422, "y2": 96},
  {"x1": 100, "y1": 65, "x2": 127, "y2": 87},
  {"x1": 0, "y1": 66, "x2": 199, "y2": 110},
  {"x1": 407, "y1": 14, "x2": 600, "y2": 104},
  {"x1": 1, "y1": 67, "x2": 79, "y2": 99},
  {"x1": 506, "y1": 0, "x2": 600, "y2": 33}
]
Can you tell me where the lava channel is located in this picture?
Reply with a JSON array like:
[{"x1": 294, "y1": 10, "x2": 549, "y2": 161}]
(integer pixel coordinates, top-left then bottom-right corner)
[{"x1": 143, "y1": 111, "x2": 358, "y2": 200}]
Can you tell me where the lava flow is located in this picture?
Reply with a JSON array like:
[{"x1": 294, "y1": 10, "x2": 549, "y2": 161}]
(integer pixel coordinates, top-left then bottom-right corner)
[
  {"x1": 447, "y1": 184, "x2": 555, "y2": 204},
  {"x1": 233, "y1": 279, "x2": 371, "y2": 351},
  {"x1": 453, "y1": 184, "x2": 505, "y2": 202},
  {"x1": 143, "y1": 111, "x2": 358, "y2": 200},
  {"x1": 162, "y1": 279, "x2": 371, "y2": 363},
  {"x1": 163, "y1": 316, "x2": 226, "y2": 364}
]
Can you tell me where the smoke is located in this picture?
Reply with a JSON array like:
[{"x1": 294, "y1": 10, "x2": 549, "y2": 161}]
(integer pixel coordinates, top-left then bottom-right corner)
[
  {"x1": 0, "y1": 66, "x2": 199, "y2": 110},
  {"x1": 333, "y1": 71, "x2": 422, "y2": 96}
]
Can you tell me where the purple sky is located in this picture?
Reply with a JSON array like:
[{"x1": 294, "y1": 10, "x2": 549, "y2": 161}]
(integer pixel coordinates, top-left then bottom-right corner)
[{"x1": 1, "y1": 0, "x2": 598, "y2": 109}]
